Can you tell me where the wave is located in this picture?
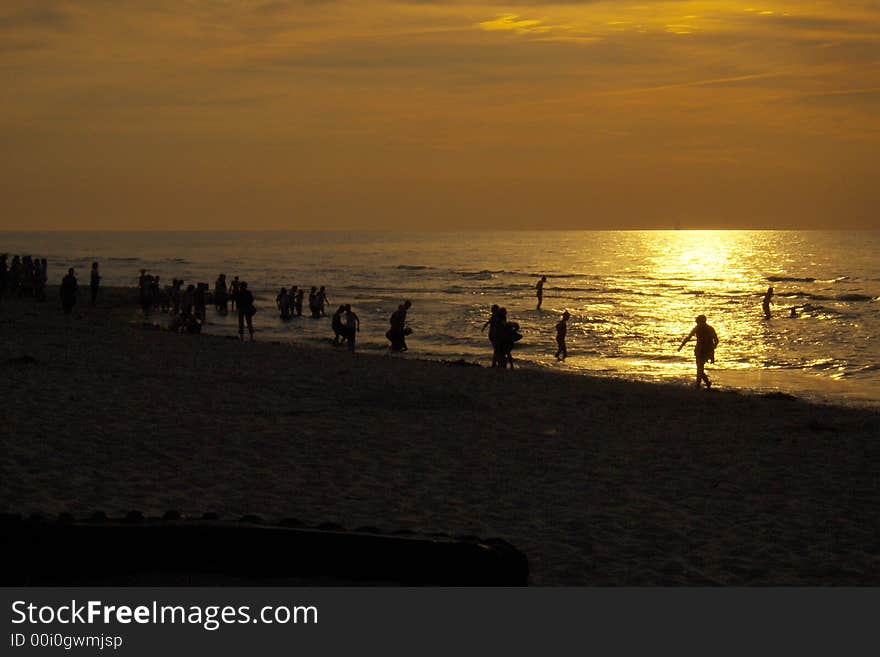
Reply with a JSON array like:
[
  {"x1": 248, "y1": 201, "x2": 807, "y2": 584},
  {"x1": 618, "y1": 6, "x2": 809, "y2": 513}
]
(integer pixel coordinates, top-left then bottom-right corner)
[
  {"x1": 850, "y1": 364, "x2": 880, "y2": 374},
  {"x1": 394, "y1": 265, "x2": 432, "y2": 271},
  {"x1": 785, "y1": 292, "x2": 875, "y2": 303},
  {"x1": 455, "y1": 269, "x2": 601, "y2": 280},
  {"x1": 766, "y1": 276, "x2": 816, "y2": 282},
  {"x1": 457, "y1": 270, "x2": 495, "y2": 280}
]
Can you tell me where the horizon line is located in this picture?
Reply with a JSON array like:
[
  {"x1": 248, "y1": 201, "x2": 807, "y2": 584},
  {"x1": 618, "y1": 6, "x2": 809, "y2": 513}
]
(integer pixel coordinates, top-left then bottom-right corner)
[{"x1": 2, "y1": 227, "x2": 877, "y2": 234}]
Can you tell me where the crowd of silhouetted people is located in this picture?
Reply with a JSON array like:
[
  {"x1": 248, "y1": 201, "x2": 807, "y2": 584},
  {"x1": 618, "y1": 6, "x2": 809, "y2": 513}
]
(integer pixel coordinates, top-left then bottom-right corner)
[
  {"x1": 5, "y1": 257, "x2": 812, "y2": 387},
  {"x1": 137, "y1": 270, "x2": 355, "y2": 344},
  {"x1": 0, "y1": 254, "x2": 48, "y2": 302}
]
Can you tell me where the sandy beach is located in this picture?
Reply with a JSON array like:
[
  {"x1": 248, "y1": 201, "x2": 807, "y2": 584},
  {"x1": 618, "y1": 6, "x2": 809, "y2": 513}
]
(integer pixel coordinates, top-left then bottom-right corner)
[{"x1": 1, "y1": 287, "x2": 878, "y2": 585}]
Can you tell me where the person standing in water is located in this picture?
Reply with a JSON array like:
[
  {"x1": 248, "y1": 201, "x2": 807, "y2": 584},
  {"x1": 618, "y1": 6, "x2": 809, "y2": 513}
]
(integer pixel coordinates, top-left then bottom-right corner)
[
  {"x1": 89, "y1": 262, "x2": 101, "y2": 305},
  {"x1": 308, "y1": 287, "x2": 320, "y2": 317},
  {"x1": 214, "y1": 274, "x2": 228, "y2": 314},
  {"x1": 331, "y1": 305, "x2": 346, "y2": 344},
  {"x1": 293, "y1": 286, "x2": 304, "y2": 317},
  {"x1": 230, "y1": 276, "x2": 240, "y2": 312},
  {"x1": 677, "y1": 314, "x2": 719, "y2": 389},
  {"x1": 555, "y1": 310, "x2": 570, "y2": 361},
  {"x1": 60, "y1": 268, "x2": 78, "y2": 315},
  {"x1": 762, "y1": 286, "x2": 774, "y2": 319},
  {"x1": 237, "y1": 281, "x2": 256, "y2": 341},
  {"x1": 536, "y1": 276, "x2": 547, "y2": 310},
  {"x1": 277, "y1": 287, "x2": 292, "y2": 320},
  {"x1": 317, "y1": 286, "x2": 329, "y2": 317},
  {"x1": 343, "y1": 304, "x2": 360, "y2": 352}
]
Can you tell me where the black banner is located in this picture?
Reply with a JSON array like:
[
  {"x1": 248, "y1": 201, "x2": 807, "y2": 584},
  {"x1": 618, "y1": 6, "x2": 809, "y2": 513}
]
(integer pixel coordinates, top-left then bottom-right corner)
[{"x1": 2, "y1": 588, "x2": 876, "y2": 656}]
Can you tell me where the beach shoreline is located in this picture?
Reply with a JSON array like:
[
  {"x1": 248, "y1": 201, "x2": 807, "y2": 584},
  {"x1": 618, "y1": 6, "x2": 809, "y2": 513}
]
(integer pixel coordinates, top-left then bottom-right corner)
[{"x1": 2, "y1": 288, "x2": 878, "y2": 584}]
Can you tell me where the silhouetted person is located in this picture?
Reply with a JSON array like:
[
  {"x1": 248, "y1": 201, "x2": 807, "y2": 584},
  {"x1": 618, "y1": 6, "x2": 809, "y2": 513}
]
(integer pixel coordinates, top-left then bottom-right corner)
[
  {"x1": 762, "y1": 286, "x2": 774, "y2": 319},
  {"x1": 293, "y1": 286, "x2": 303, "y2": 317},
  {"x1": 151, "y1": 276, "x2": 162, "y2": 312},
  {"x1": 230, "y1": 276, "x2": 240, "y2": 312},
  {"x1": 171, "y1": 278, "x2": 183, "y2": 315},
  {"x1": 194, "y1": 283, "x2": 208, "y2": 320},
  {"x1": 317, "y1": 286, "x2": 329, "y2": 316},
  {"x1": 0, "y1": 254, "x2": 7, "y2": 299},
  {"x1": 214, "y1": 274, "x2": 228, "y2": 314},
  {"x1": 180, "y1": 284, "x2": 195, "y2": 317},
  {"x1": 277, "y1": 287, "x2": 292, "y2": 320},
  {"x1": 536, "y1": 276, "x2": 547, "y2": 310},
  {"x1": 789, "y1": 306, "x2": 799, "y2": 318},
  {"x1": 494, "y1": 308, "x2": 521, "y2": 369},
  {"x1": 331, "y1": 305, "x2": 346, "y2": 344},
  {"x1": 555, "y1": 311, "x2": 570, "y2": 361},
  {"x1": 89, "y1": 262, "x2": 101, "y2": 305},
  {"x1": 387, "y1": 300, "x2": 412, "y2": 351},
  {"x1": 138, "y1": 269, "x2": 148, "y2": 311},
  {"x1": 35, "y1": 258, "x2": 47, "y2": 301},
  {"x1": 677, "y1": 314, "x2": 719, "y2": 389},
  {"x1": 10, "y1": 256, "x2": 22, "y2": 297},
  {"x1": 482, "y1": 304, "x2": 502, "y2": 367},
  {"x1": 60, "y1": 268, "x2": 78, "y2": 315},
  {"x1": 343, "y1": 304, "x2": 360, "y2": 352},
  {"x1": 20, "y1": 256, "x2": 34, "y2": 297},
  {"x1": 237, "y1": 282, "x2": 256, "y2": 341},
  {"x1": 308, "y1": 286, "x2": 320, "y2": 317}
]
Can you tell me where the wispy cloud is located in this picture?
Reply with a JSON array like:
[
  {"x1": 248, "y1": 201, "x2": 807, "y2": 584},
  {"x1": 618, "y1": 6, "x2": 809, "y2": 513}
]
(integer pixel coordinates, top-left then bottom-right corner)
[{"x1": 1, "y1": 0, "x2": 879, "y2": 228}]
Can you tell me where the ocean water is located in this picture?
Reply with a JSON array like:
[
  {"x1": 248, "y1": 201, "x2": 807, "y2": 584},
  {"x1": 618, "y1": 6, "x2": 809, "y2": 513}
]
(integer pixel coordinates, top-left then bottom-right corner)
[{"x1": 3, "y1": 230, "x2": 878, "y2": 406}]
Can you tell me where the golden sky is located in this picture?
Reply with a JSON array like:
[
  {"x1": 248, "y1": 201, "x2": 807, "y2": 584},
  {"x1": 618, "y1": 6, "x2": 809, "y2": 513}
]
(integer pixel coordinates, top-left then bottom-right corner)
[{"x1": 2, "y1": 1, "x2": 878, "y2": 229}]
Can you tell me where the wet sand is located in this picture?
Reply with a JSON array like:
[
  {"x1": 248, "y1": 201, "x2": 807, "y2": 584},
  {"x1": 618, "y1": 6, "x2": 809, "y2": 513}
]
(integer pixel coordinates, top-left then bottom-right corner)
[{"x1": 1, "y1": 287, "x2": 878, "y2": 585}]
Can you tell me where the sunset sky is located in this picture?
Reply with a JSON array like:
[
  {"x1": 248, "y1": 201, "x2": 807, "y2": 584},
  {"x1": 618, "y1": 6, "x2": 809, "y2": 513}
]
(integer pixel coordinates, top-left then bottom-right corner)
[{"x1": 2, "y1": 1, "x2": 878, "y2": 230}]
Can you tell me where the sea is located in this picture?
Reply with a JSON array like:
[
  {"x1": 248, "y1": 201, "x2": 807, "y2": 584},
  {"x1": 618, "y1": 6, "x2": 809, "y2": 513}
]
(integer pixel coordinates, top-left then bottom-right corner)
[{"x1": 3, "y1": 230, "x2": 878, "y2": 407}]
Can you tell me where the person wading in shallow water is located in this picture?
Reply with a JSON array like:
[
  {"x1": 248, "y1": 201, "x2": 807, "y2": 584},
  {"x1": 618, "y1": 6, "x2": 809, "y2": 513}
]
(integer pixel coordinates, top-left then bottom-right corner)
[
  {"x1": 555, "y1": 311, "x2": 570, "y2": 361},
  {"x1": 762, "y1": 285, "x2": 774, "y2": 319},
  {"x1": 237, "y1": 282, "x2": 256, "y2": 341},
  {"x1": 343, "y1": 304, "x2": 360, "y2": 352},
  {"x1": 536, "y1": 276, "x2": 547, "y2": 310},
  {"x1": 677, "y1": 314, "x2": 719, "y2": 389}
]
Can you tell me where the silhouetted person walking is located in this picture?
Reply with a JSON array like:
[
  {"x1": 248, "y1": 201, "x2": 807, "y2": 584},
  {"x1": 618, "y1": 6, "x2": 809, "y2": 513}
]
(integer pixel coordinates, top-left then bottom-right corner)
[
  {"x1": 555, "y1": 311, "x2": 570, "y2": 361},
  {"x1": 60, "y1": 268, "x2": 78, "y2": 315},
  {"x1": 89, "y1": 262, "x2": 100, "y2": 305},
  {"x1": 237, "y1": 282, "x2": 256, "y2": 341},
  {"x1": 677, "y1": 314, "x2": 719, "y2": 389},
  {"x1": 387, "y1": 300, "x2": 412, "y2": 351},
  {"x1": 536, "y1": 276, "x2": 547, "y2": 310},
  {"x1": 762, "y1": 286, "x2": 774, "y2": 319}
]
